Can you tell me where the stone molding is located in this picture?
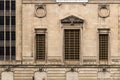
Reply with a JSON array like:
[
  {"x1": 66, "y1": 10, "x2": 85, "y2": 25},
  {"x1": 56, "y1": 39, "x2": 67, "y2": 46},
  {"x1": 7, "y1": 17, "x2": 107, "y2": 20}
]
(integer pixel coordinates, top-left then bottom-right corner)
[{"x1": 22, "y1": 0, "x2": 120, "y2": 4}]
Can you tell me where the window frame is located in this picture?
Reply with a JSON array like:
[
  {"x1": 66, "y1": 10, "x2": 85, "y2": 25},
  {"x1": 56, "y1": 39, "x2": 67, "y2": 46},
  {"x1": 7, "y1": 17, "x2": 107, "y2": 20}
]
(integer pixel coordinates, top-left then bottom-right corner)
[
  {"x1": 60, "y1": 15, "x2": 84, "y2": 64},
  {"x1": 0, "y1": 0, "x2": 16, "y2": 61},
  {"x1": 64, "y1": 29, "x2": 80, "y2": 61},
  {"x1": 34, "y1": 28, "x2": 47, "y2": 63},
  {"x1": 62, "y1": 25, "x2": 83, "y2": 64},
  {"x1": 98, "y1": 28, "x2": 110, "y2": 65}
]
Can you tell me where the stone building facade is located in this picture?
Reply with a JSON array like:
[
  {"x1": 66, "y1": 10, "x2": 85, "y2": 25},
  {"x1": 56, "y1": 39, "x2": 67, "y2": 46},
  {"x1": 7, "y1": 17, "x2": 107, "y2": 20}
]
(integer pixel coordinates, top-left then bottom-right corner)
[{"x1": 0, "y1": 0, "x2": 120, "y2": 80}]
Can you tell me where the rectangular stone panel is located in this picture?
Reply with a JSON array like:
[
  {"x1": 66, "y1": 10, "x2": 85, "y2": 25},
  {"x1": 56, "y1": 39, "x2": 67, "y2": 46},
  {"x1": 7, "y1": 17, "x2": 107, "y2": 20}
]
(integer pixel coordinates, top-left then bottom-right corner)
[
  {"x1": 66, "y1": 72, "x2": 79, "y2": 80},
  {"x1": 1, "y1": 72, "x2": 14, "y2": 80},
  {"x1": 34, "y1": 72, "x2": 47, "y2": 80}
]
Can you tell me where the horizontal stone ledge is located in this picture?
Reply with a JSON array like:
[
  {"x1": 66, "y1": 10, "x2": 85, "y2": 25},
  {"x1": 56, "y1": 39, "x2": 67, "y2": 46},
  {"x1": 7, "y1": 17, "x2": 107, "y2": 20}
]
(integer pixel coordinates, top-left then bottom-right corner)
[
  {"x1": 22, "y1": 0, "x2": 120, "y2": 4},
  {"x1": 0, "y1": 65, "x2": 120, "y2": 68}
]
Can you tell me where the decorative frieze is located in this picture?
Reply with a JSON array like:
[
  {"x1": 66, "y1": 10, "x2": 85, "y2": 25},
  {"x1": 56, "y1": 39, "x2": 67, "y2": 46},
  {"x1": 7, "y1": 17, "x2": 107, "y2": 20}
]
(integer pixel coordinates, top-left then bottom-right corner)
[
  {"x1": 83, "y1": 56, "x2": 97, "y2": 65},
  {"x1": 22, "y1": 57, "x2": 34, "y2": 64},
  {"x1": 111, "y1": 57, "x2": 120, "y2": 65},
  {"x1": 47, "y1": 56, "x2": 62, "y2": 64}
]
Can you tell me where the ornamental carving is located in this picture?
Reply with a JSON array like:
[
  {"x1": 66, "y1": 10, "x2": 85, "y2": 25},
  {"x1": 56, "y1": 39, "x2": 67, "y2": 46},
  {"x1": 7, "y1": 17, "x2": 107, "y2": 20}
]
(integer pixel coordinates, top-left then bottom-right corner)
[
  {"x1": 98, "y1": 4, "x2": 110, "y2": 18},
  {"x1": 61, "y1": 15, "x2": 84, "y2": 25},
  {"x1": 35, "y1": 4, "x2": 47, "y2": 18}
]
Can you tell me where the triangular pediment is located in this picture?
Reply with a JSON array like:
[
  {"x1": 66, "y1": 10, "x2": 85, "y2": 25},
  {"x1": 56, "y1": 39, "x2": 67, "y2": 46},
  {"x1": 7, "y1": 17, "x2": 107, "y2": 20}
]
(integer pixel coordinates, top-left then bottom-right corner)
[{"x1": 61, "y1": 15, "x2": 84, "y2": 24}]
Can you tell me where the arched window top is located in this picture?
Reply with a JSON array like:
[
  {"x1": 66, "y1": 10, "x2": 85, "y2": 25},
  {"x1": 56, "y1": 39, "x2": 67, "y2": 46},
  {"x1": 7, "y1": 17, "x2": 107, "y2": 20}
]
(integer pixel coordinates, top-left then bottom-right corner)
[{"x1": 61, "y1": 15, "x2": 84, "y2": 25}]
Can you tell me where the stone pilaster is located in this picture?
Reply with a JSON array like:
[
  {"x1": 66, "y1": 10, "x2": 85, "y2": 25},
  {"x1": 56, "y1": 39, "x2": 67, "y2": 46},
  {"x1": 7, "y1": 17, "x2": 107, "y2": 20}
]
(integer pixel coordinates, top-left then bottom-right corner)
[
  {"x1": 16, "y1": 0, "x2": 22, "y2": 61},
  {"x1": 118, "y1": 5, "x2": 120, "y2": 56}
]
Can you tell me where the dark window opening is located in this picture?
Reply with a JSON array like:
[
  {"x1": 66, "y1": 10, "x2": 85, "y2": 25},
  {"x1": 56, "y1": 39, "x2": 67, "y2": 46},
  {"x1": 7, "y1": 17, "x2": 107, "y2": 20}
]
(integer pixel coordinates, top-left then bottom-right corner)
[
  {"x1": 0, "y1": 47, "x2": 4, "y2": 60},
  {"x1": 11, "y1": 47, "x2": 15, "y2": 60},
  {"x1": 64, "y1": 29, "x2": 80, "y2": 60},
  {"x1": 99, "y1": 34, "x2": 108, "y2": 62},
  {"x1": 0, "y1": 1, "x2": 4, "y2": 10},
  {"x1": 0, "y1": 31, "x2": 4, "y2": 40},
  {"x1": 0, "y1": 0, "x2": 16, "y2": 61},
  {"x1": 36, "y1": 34, "x2": 45, "y2": 60},
  {"x1": 6, "y1": 16, "x2": 10, "y2": 25},
  {"x1": 11, "y1": 1, "x2": 15, "y2": 10},
  {"x1": 0, "y1": 16, "x2": 4, "y2": 25},
  {"x1": 11, "y1": 16, "x2": 15, "y2": 25},
  {"x1": 6, "y1": 31, "x2": 10, "y2": 40},
  {"x1": 11, "y1": 31, "x2": 15, "y2": 40},
  {"x1": 6, "y1": 1, "x2": 10, "y2": 10}
]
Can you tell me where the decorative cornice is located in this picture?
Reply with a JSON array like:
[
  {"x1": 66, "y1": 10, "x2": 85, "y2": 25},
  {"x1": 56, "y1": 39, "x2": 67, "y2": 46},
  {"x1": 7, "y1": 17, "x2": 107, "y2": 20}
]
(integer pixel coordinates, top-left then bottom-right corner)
[{"x1": 22, "y1": 0, "x2": 120, "y2": 4}]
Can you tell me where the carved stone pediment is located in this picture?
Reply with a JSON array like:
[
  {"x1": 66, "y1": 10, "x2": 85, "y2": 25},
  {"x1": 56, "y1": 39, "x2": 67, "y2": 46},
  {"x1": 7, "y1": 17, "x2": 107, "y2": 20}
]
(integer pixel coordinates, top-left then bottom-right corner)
[{"x1": 61, "y1": 15, "x2": 84, "y2": 25}]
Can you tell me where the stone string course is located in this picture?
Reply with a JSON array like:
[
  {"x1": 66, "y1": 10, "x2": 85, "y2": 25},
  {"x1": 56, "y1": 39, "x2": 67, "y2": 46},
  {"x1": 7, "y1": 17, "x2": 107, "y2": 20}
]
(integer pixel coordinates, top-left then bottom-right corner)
[{"x1": 22, "y1": 0, "x2": 120, "y2": 4}]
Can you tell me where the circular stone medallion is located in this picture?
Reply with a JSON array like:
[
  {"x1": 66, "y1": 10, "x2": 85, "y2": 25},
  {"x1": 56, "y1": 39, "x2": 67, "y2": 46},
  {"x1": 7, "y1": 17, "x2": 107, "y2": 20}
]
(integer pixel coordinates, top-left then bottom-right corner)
[
  {"x1": 36, "y1": 7, "x2": 46, "y2": 18},
  {"x1": 99, "y1": 6, "x2": 110, "y2": 18}
]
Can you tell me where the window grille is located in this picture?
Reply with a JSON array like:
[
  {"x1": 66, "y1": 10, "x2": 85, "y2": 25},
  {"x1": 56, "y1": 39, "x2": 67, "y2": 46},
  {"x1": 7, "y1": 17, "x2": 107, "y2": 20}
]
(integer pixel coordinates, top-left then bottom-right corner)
[
  {"x1": 0, "y1": 0, "x2": 16, "y2": 61},
  {"x1": 64, "y1": 29, "x2": 80, "y2": 60},
  {"x1": 35, "y1": 29, "x2": 46, "y2": 60},
  {"x1": 99, "y1": 34, "x2": 108, "y2": 62}
]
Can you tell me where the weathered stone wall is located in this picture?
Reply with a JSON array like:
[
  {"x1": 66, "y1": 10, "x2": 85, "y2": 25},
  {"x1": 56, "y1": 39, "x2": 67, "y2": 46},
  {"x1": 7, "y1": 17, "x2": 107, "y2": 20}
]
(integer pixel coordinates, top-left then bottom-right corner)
[
  {"x1": 1, "y1": 1, "x2": 120, "y2": 80},
  {"x1": 0, "y1": 67, "x2": 120, "y2": 80},
  {"x1": 21, "y1": 3, "x2": 119, "y2": 64}
]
